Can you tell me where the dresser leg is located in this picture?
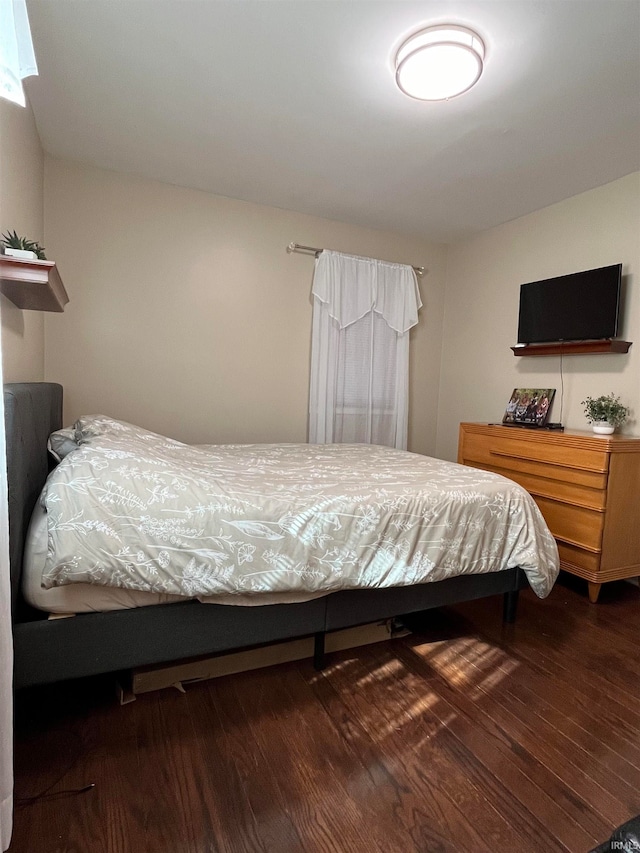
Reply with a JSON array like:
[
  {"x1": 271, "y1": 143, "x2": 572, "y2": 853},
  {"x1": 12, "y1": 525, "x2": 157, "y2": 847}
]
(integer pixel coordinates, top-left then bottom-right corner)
[
  {"x1": 588, "y1": 582, "x2": 602, "y2": 603},
  {"x1": 503, "y1": 589, "x2": 520, "y2": 623}
]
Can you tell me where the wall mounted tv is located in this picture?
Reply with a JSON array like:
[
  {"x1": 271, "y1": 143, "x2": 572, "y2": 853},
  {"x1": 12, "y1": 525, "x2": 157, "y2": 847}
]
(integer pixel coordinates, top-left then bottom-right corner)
[{"x1": 517, "y1": 264, "x2": 622, "y2": 345}]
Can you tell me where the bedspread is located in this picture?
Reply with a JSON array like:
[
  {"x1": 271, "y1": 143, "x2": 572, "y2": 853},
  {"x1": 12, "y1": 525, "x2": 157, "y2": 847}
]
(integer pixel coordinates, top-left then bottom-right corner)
[{"x1": 41, "y1": 417, "x2": 559, "y2": 599}]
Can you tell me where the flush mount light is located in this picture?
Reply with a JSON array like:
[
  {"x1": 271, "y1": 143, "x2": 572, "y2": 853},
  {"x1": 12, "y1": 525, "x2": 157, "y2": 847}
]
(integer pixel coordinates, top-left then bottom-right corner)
[{"x1": 395, "y1": 25, "x2": 485, "y2": 101}]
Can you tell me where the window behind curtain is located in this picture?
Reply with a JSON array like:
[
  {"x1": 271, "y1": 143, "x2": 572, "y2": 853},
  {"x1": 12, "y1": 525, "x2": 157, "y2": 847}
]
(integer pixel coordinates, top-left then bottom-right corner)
[{"x1": 334, "y1": 311, "x2": 399, "y2": 445}]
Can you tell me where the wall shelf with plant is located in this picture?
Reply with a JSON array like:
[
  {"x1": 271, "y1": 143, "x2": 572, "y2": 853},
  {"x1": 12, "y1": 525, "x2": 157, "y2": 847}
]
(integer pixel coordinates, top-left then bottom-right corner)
[
  {"x1": 0, "y1": 231, "x2": 69, "y2": 312},
  {"x1": 0, "y1": 256, "x2": 69, "y2": 312}
]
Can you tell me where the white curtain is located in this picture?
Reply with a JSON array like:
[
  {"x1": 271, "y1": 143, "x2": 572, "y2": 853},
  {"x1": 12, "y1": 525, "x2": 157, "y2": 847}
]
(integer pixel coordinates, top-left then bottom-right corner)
[
  {"x1": 0, "y1": 3, "x2": 36, "y2": 842},
  {"x1": 0, "y1": 0, "x2": 38, "y2": 107},
  {"x1": 309, "y1": 250, "x2": 422, "y2": 449},
  {"x1": 0, "y1": 357, "x2": 11, "y2": 850},
  {"x1": 0, "y1": 4, "x2": 36, "y2": 841}
]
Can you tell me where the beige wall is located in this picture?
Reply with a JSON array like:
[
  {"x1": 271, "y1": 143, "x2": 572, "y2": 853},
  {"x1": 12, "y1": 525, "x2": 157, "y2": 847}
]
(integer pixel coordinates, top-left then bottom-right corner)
[
  {"x1": 0, "y1": 98, "x2": 45, "y2": 380},
  {"x1": 437, "y1": 172, "x2": 640, "y2": 461},
  {"x1": 44, "y1": 158, "x2": 447, "y2": 454}
]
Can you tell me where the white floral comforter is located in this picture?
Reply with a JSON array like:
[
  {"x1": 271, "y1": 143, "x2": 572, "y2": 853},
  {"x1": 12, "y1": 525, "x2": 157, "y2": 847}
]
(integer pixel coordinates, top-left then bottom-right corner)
[{"x1": 41, "y1": 417, "x2": 559, "y2": 599}]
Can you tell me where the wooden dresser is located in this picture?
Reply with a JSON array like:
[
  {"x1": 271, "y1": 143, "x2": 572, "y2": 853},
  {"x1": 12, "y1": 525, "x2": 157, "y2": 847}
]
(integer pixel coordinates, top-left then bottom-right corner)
[{"x1": 458, "y1": 422, "x2": 640, "y2": 601}]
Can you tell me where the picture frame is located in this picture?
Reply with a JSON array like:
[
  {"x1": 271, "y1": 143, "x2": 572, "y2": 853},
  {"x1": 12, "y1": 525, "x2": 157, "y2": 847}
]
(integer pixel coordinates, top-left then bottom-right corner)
[{"x1": 503, "y1": 388, "x2": 556, "y2": 426}]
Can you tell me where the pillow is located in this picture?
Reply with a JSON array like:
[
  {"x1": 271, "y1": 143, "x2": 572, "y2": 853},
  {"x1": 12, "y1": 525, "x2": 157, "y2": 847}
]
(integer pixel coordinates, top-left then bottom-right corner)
[
  {"x1": 73, "y1": 415, "x2": 185, "y2": 448},
  {"x1": 47, "y1": 427, "x2": 80, "y2": 462},
  {"x1": 73, "y1": 414, "x2": 135, "y2": 442}
]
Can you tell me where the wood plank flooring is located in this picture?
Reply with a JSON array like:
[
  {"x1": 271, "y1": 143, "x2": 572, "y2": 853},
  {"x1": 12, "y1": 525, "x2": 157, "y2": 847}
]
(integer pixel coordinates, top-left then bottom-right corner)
[{"x1": 8, "y1": 577, "x2": 640, "y2": 853}]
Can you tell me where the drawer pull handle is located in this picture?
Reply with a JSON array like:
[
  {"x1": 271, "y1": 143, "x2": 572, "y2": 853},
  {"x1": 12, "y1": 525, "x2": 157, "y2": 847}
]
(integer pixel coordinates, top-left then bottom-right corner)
[
  {"x1": 553, "y1": 534, "x2": 601, "y2": 554},
  {"x1": 490, "y1": 448, "x2": 607, "y2": 474},
  {"x1": 527, "y1": 491, "x2": 605, "y2": 512}
]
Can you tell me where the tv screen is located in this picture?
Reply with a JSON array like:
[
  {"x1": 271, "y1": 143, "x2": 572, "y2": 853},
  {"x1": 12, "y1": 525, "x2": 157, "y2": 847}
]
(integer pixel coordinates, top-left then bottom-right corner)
[{"x1": 517, "y1": 264, "x2": 622, "y2": 345}]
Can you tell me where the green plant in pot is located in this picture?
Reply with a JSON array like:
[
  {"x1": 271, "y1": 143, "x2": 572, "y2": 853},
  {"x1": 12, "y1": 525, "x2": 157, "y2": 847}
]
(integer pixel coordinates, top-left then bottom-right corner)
[
  {"x1": 1, "y1": 230, "x2": 46, "y2": 260},
  {"x1": 582, "y1": 393, "x2": 629, "y2": 435}
]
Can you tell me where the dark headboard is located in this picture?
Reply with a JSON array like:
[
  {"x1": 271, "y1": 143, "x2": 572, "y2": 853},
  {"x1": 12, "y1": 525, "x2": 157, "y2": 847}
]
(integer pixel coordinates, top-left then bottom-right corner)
[{"x1": 4, "y1": 382, "x2": 63, "y2": 619}]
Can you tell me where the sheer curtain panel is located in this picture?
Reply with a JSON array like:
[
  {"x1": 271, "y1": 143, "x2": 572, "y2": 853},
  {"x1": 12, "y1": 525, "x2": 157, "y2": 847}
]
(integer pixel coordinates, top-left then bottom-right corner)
[
  {"x1": 0, "y1": 0, "x2": 38, "y2": 107},
  {"x1": 0, "y1": 371, "x2": 11, "y2": 851},
  {"x1": 309, "y1": 251, "x2": 421, "y2": 449},
  {"x1": 0, "y1": 1, "x2": 37, "y2": 840}
]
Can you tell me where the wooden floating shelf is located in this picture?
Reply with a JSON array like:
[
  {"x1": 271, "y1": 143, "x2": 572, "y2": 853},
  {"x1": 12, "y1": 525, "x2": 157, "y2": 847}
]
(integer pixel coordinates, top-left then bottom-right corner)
[
  {"x1": 512, "y1": 340, "x2": 632, "y2": 357},
  {"x1": 0, "y1": 255, "x2": 69, "y2": 312}
]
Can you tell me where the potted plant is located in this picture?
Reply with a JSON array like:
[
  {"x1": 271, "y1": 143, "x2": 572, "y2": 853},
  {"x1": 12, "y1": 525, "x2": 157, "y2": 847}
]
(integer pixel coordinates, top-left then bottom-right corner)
[
  {"x1": 582, "y1": 393, "x2": 630, "y2": 434},
  {"x1": 1, "y1": 230, "x2": 46, "y2": 260}
]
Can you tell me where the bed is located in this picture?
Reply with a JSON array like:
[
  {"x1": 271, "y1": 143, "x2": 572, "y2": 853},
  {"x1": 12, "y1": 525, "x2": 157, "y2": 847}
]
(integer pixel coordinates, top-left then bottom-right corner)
[{"x1": 6, "y1": 382, "x2": 558, "y2": 689}]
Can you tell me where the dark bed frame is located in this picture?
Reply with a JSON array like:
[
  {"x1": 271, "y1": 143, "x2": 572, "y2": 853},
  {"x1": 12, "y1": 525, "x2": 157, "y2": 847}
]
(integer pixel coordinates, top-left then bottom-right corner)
[{"x1": 6, "y1": 382, "x2": 526, "y2": 689}]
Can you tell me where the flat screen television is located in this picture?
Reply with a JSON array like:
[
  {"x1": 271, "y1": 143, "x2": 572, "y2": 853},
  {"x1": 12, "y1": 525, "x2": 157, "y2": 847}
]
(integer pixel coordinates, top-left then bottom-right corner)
[{"x1": 517, "y1": 264, "x2": 622, "y2": 345}]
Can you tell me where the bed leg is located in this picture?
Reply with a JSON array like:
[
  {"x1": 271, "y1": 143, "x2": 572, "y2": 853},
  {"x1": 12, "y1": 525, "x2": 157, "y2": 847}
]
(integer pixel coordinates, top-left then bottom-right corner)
[
  {"x1": 313, "y1": 632, "x2": 326, "y2": 671},
  {"x1": 503, "y1": 589, "x2": 520, "y2": 623}
]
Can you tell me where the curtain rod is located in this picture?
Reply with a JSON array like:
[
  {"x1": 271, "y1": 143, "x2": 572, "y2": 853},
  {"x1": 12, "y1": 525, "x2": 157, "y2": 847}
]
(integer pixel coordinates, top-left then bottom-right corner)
[{"x1": 286, "y1": 242, "x2": 424, "y2": 277}]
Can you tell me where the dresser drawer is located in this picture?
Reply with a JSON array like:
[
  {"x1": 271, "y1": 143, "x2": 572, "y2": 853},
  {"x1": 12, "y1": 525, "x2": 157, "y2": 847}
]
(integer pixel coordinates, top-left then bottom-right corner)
[
  {"x1": 460, "y1": 432, "x2": 609, "y2": 483},
  {"x1": 534, "y1": 496, "x2": 605, "y2": 552},
  {"x1": 469, "y1": 462, "x2": 607, "y2": 510},
  {"x1": 557, "y1": 541, "x2": 602, "y2": 575}
]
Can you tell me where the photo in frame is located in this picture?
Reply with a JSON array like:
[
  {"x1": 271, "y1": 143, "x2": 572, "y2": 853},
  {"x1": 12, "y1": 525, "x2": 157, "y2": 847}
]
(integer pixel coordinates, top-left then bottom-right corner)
[{"x1": 503, "y1": 388, "x2": 556, "y2": 426}]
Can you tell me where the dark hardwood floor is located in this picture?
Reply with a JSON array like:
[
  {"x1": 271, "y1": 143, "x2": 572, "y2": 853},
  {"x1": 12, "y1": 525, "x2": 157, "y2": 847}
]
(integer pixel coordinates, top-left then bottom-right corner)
[{"x1": 9, "y1": 577, "x2": 640, "y2": 853}]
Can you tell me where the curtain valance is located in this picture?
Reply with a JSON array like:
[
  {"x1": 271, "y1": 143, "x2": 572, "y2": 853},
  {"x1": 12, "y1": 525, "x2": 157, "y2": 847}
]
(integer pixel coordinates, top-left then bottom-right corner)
[
  {"x1": 0, "y1": 0, "x2": 38, "y2": 107},
  {"x1": 312, "y1": 250, "x2": 422, "y2": 334}
]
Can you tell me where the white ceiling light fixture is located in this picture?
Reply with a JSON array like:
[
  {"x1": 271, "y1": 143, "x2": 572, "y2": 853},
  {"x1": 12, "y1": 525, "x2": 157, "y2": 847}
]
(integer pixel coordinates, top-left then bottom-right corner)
[{"x1": 395, "y1": 25, "x2": 485, "y2": 102}]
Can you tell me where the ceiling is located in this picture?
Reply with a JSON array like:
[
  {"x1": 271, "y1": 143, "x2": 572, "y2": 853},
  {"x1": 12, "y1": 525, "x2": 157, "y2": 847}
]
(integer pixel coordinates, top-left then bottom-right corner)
[{"x1": 25, "y1": 0, "x2": 640, "y2": 243}]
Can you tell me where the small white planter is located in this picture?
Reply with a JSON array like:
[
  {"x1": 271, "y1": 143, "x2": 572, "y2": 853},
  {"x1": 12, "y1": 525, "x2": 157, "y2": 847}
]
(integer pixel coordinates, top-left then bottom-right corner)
[
  {"x1": 592, "y1": 422, "x2": 615, "y2": 435},
  {"x1": 4, "y1": 248, "x2": 37, "y2": 259}
]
